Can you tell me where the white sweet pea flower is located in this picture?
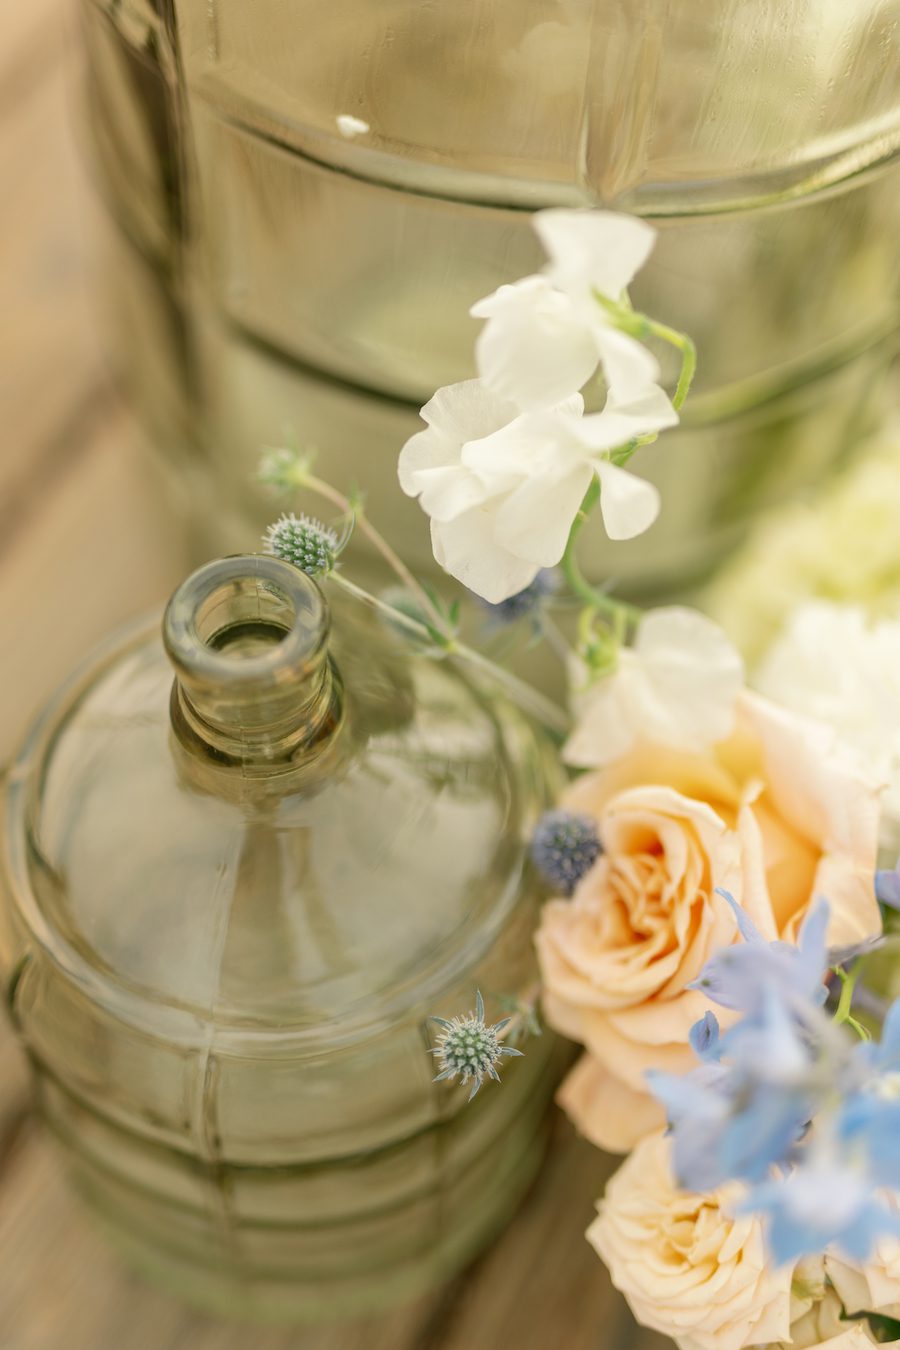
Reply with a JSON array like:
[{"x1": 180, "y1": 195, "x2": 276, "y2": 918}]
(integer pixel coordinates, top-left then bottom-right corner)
[
  {"x1": 398, "y1": 379, "x2": 676, "y2": 604},
  {"x1": 471, "y1": 209, "x2": 661, "y2": 411},
  {"x1": 564, "y1": 607, "x2": 745, "y2": 767}
]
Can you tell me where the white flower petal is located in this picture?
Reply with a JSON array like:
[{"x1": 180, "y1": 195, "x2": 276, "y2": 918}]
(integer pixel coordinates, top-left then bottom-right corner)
[
  {"x1": 563, "y1": 661, "x2": 639, "y2": 767},
  {"x1": 461, "y1": 397, "x2": 584, "y2": 478},
  {"x1": 494, "y1": 460, "x2": 594, "y2": 565},
  {"x1": 431, "y1": 510, "x2": 540, "y2": 603},
  {"x1": 419, "y1": 378, "x2": 519, "y2": 444},
  {"x1": 535, "y1": 209, "x2": 657, "y2": 301},
  {"x1": 398, "y1": 425, "x2": 456, "y2": 496},
  {"x1": 408, "y1": 463, "x2": 492, "y2": 523},
  {"x1": 634, "y1": 607, "x2": 745, "y2": 749},
  {"x1": 578, "y1": 384, "x2": 677, "y2": 452},
  {"x1": 471, "y1": 276, "x2": 600, "y2": 410},
  {"x1": 596, "y1": 326, "x2": 661, "y2": 401},
  {"x1": 595, "y1": 460, "x2": 661, "y2": 540}
]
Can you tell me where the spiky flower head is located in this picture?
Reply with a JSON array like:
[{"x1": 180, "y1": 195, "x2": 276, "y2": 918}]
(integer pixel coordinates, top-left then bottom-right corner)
[
  {"x1": 262, "y1": 513, "x2": 338, "y2": 578},
  {"x1": 531, "y1": 809, "x2": 602, "y2": 895},
  {"x1": 480, "y1": 568, "x2": 560, "y2": 627},
  {"x1": 257, "y1": 446, "x2": 303, "y2": 492},
  {"x1": 429, "y1": 990, "x2": 524, "y2": 1102}
]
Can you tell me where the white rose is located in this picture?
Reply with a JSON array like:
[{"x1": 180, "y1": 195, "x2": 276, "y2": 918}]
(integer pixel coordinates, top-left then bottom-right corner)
[{"x1": 827, "y1": 1235, "x2": 900, "y2": 1322}]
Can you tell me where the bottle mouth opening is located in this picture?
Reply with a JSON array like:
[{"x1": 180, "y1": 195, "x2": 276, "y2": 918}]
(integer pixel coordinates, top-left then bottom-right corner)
[{"x1": 164, "y1": 555, "x2": 328, "y2": 689}]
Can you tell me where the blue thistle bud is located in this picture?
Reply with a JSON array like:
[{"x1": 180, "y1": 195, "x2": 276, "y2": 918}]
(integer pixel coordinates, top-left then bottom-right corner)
[
  {"x1": 429, "y1": 990, "x2": 524, "y2": 1102},
  {"x1": 480, "y1": 569, "x2": 559, "y2": 627},
  {"x1": 531, "y1": 809, "x2": 602, "y2": 895},
  {"x1": 262, "y1": 513, "x2": 338, "y2": 578},
  {"x1": 257, "y1": 446, "x2": 303, "y2": 492}
]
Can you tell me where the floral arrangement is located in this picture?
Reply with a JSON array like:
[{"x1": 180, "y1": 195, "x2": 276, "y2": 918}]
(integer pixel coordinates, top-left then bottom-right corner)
[{"x1": 258, "y1": 207, "x2": 900, "y2": 1350}]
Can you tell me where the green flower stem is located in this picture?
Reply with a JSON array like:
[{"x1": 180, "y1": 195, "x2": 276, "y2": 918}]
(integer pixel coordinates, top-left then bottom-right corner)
[
  {"x1": 281, "y1": 466, "x2": 450, "y2": 639},
  {"x1": 561, "y1": 479, "x2": 640, "y2": 630},
  {"x1": 832, "y1": 963, "x2": 870, "y2": 1039},
  {"x1": 640, "y1": 317, "x2": 697, "y2": 413},
  {"x1": 595, "y1": 294, "x2": 697, "y2": 413},
  {"x1": 329, "y1": 573, "x2": 570, "y2": 737}
]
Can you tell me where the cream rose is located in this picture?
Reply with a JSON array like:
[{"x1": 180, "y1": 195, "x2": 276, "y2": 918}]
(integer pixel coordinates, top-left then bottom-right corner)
[
  {"x1": 776, "y1": 1284, "x2": 878, "y2": 1350},
  {"x1": 587, "y1": 1131, "x2": 794, "y2": 1350},
  {"x1": 827, "y1": 1232, "x2": 900, "y2": 1322},
  {"x1": 537, "y1": 691, "x2": 882, "y2": 1152}
]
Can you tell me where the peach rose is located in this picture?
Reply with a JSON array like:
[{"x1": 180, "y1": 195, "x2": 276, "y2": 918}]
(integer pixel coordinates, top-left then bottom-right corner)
[
  {"x1": 537, "y1": 691, "x2": 882, "y2": 1151},
  {"x1": 588, "y1": 1131, "x2": 794, "y2": 1350}
]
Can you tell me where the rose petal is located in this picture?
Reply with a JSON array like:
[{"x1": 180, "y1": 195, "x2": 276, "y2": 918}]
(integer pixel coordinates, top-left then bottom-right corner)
[{"x1": 557, "y1": 1053, "x2": 666, "y2": 1153}]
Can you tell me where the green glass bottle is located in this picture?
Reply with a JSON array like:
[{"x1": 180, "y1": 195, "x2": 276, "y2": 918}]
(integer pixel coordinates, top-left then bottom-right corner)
[{"x1": 0, "y1": 555, "x2": 564, "y2": 1320}]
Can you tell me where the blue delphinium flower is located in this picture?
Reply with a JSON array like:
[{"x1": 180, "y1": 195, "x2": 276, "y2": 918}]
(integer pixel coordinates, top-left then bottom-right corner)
[
  {"x1": 650, "y1": 883, "x2": 900, "y2": 1268},
  {"x1": 875, "y1": 858, "x2": 900, "y2": 910},
  {"x1": 651, "y1": 893, "x2": 831, "y2": 1192},
  {"x1": 530, "y1": 810, "x2": 602, "y2": 895},
  {"x1": 738, "y1": 1134, "x2": 900, "y2": 1266},
  {"x1": 688, "y1": 889, "x2": 829, "y2": 1014}
]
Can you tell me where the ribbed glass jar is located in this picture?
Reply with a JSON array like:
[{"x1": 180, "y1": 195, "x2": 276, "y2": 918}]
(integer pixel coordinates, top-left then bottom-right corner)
[
  {"x1": 0, "y1": 555, "x2": 564, "y2": 1320},
  {"x1": 78, "y1": 0, "x2": 900, "y2": 593}
]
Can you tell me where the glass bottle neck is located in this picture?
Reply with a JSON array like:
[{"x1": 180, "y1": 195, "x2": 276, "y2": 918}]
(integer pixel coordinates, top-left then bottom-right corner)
[{"x1": 163, "y1": 555, "x2": 341, "y2": 768}]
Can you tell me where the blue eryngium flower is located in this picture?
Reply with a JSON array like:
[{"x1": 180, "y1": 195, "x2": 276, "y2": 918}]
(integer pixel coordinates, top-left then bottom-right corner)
[
  {"x1": 262, "y1": 513, "x2": 338, "y2": 577},
  {"x1": 429, "y1": 990, "x2": 524, "y2": 1102},
  {"x1": 479, "y1": 569, "x2": 559, "y2": 627},
  {"x1": 530, "y1": 810, "x2": 602, "y2": 894}
]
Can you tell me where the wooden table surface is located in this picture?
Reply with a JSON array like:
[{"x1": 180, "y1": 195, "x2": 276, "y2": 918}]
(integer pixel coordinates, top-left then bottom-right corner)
[{"x1": 0, "y1": 7, "x2": 669, "y2": 1348}]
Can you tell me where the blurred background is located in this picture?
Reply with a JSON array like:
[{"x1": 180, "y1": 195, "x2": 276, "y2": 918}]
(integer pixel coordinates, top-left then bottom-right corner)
[{"x1": 5, "y1": 0, "x2": 900, "y2": 1343}]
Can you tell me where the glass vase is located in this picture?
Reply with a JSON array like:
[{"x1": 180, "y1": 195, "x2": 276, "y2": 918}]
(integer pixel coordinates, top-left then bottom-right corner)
[
  {"x1": 77, "y1": 0, "x2": 900, "y2": 594},
  {"x1": 0, "y1": 555, "x2": 564, "y2": 1320}
]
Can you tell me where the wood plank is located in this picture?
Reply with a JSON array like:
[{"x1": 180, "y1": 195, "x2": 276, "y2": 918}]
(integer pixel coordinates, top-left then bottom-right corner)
[
  {"x1": 0, "y1": 0, "x2": 70, "y2": 102},
  {"x1": 0, "y1": 1111, "x2": 645, "y2": 1350},
  {"x1": 0, "y1": 1125, "x2": 438, "y2": 1350},
  {"x1": 0, "y1": 396, "x2": 190, "y2": 762},
  {"x1": 0, "y1": 27, "x2": 107, "y2": 505}
]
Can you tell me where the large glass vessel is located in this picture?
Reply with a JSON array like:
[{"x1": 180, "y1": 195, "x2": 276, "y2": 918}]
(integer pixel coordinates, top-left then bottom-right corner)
[
  {"x1": 80, "y1": 1, "x2": 900, "y2": 592},
  {"x1": 0, "y1": 555, "x2": 563, "y2": 1319}
]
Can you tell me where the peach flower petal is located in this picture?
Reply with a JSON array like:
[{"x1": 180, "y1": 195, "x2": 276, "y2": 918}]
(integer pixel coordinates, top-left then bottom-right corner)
[
  {"x1": 538, "y1": 691, "x2": 882, "y2": 1152},
  {"x1": 557, "y1": 1052, "x2": 665, "y2": 1152}
]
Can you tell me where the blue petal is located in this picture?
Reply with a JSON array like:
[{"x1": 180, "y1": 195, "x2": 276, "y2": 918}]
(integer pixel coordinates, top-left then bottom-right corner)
[
  {"x1": 689, "y1": 1011, "x2": 721, "y2": 1062},
  {"x1": 714, "y1": 888, "x2": 765, "y2": 945},
  {"x1": 875, "y1": 868, "x2": 900, "y2": 910}
]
